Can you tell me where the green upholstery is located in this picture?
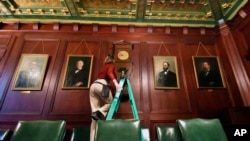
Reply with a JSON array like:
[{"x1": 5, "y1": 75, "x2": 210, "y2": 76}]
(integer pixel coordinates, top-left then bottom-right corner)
[
  {"x1": 142, "y1": 128, "x2": 151, "y2": 141},
  {"x1": 10, "y1": 120, "x2": 66, "y2": 141},
  {"x1": 177, "y1": 118, "x2": 228, "y2": 141},
  {"x1": 95, "y1": 119, "x2": 141, "y2": 141},
  {"x1": 0, "y1": 129, "x2": 10, "y2": 141},
  {"x1": 156, "y1": 125, "x2": 182, "y2": 141},
  {"x1": 70, "y1": 127, "x2": 90, "y2": 141}
]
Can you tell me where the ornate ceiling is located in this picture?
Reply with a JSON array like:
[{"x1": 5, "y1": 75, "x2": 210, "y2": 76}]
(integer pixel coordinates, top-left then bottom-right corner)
[{"x1": 0, "y1": 0, "x2": 248, "y2": 28}]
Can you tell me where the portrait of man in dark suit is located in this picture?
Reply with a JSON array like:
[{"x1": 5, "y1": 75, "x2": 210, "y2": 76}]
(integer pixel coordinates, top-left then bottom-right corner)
[
  {"x1": 12, "y1": 54, "x2": 49, "y2": 90},
  {"x1": 193, "y1": 56, "x2": 225, "y2": 88},
  {"x1": 153, "y1": 56, "x2": 179, "y2": 89},
  {"x1": 157, "y1": 61, "x2": 177, "y2": 87},
  {"x1": 62, "y1": 55, "x2": 93, "y2": 89}
]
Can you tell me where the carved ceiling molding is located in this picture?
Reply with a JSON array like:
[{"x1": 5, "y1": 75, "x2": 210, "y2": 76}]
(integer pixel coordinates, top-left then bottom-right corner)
[{"x1": 0, "y1": 0, "x2": 248, "y2": 28}]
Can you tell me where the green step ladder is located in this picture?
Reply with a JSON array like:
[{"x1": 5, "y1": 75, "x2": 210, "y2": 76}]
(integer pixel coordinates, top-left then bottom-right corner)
[
  {"x1": 106, "y1": 77, "x2": 139, "y2": 120},
  {"x1": 106, "y1": 77, "x2": 149, "y2": 141}
]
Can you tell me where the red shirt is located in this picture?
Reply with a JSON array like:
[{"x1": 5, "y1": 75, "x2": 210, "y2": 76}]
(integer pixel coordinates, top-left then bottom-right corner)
[{"x1": 97, "y1": 62, "x2": 117, "y2": 91}]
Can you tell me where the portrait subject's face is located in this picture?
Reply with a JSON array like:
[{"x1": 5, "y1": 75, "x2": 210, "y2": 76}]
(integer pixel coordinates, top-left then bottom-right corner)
[
  {"x1": 201, "y1": 62, "x2": 210, "y2": 71},
  {"x1": 163, "y1": 62, "x2": 169, "y2": 70},
  {"x1": 76, "y1": 60, "x2": 84, "y2": 70},
  {"x1": 29, "y1": 61, "x2": 37, "y2": 70}
]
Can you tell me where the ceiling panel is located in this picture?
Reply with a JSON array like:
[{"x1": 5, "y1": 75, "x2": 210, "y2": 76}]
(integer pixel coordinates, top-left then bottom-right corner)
[{"x1": 0, "y1": 0, "x2": 248, "y2": 28}]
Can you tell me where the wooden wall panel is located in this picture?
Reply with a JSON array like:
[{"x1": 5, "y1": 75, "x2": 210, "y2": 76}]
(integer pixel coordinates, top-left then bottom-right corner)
[
  {"x1": 52, "y1": 40, "x2": 101, "y2": 114},
  {"x1": 114, "y1": 43, "x2": 142, "y2": 116},
  {"x1": 0, "y1": 23, "x2": 248, "y2": 140},
  {"x1": 181, "y1": 43, "x2": 230, "y2": 113},
  {"x1": 0, "y1": 34, "x2": 15, "y2": 106},
  {"x1": 145, "y1": 42, "x2": 191, "y2": 114},
  {"x1": 0, "y1": 37, "x2": 60, "y2": 114},
  {"x1": 233, "y1": 29, "x2": 250, "y2": 81}
]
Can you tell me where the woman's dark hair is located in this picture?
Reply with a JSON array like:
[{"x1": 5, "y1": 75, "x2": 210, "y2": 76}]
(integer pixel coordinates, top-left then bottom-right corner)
[{"x1": 107, "y1": 53, "x2": 114, "y2": 59}]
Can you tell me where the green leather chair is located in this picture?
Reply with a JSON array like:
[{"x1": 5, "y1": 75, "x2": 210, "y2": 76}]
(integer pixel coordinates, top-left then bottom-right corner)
[
  {"x1": 10, "y1": 120, "x2": 66, "y2": 141},
  {"x1": 70, "y1": 127, "x2": 90, "y2": 141},
  {"x1": 0, "y1": 129, "x2": 10, "y2": 141},
  {"x1": 142, "y1": 128, "x2": 151, "y2": 141},
  {"x1": 95, "y1": 119, "x2": 142, "y2": 141},
  {"x1": 156, "y1": 125, "x2": 182, "y2": 141},
  {"x1": 177, "y1": 118, "x2": 228, "y2": 141}
]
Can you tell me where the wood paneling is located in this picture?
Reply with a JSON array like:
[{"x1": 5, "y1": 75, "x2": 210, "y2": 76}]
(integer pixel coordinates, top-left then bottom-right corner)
[
  {"x1": 0, "y1": 34, "x2": 13, "y2": 78},
  {"x1": 52, "y1": 40, "x2": 100, "y2": 114},
  {"x1": 1, "y1": 38, "x2": 60, "y2": 114},
  {"x1": 0, "y1": 23, "x2": 249, "y2": 140}
]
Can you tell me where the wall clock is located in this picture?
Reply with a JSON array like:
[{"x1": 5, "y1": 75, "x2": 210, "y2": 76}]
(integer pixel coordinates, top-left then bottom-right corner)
[
  {"x1": 113, "y1": 41, "x2": 133, "y2": 79},
  {"x1": 114, "y1": 44, "x2": 132, "y2": 63},
  {"x1": 117, "y1": 50, "x2": 129, "y2": 61}
]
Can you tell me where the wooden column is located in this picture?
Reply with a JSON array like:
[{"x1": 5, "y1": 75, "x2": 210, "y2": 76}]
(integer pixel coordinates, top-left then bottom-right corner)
[{"x1": 220, "y1": 23, "x2": 250, "y2": 106}]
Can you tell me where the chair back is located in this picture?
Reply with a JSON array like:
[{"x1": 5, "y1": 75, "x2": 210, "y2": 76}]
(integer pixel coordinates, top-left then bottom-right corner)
[
  {"x1": 71, "y1": 127, "x2": 90, "y2": 141},
  {"x1": 10, "y1": 120, "x2": 66, "y2": 141},
  {"x1": 177, "y1": 118, "x2": 228, "y2": 141},
  {"x1": 0, "y1": 129, "x2": 10, "y2": 141},
  {"x1": 142, "y1": 128, "x2": 151, "y2": 141},
  {"x1": 156, "y1": 125, "x2": 182, "y2": 141},
  {"x1": 95, "y1": 119, "x2": 141, "y2": 141}
]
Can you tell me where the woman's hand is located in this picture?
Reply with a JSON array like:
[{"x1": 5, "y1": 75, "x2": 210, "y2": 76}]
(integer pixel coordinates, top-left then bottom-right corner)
[{"x1": 113, "y1": 79, "x2": 123, "y2": 91}]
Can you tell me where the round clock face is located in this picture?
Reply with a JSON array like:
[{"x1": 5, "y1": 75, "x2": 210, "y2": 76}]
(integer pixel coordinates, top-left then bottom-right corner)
[{"x1": 117, "y1": 50, "x2": 129, "y2": 61}]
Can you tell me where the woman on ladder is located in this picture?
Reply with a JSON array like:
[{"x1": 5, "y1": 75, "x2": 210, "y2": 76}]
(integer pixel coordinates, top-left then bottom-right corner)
[{"x1": 89, "y1": 54, "x2": 122, "y2": 141}]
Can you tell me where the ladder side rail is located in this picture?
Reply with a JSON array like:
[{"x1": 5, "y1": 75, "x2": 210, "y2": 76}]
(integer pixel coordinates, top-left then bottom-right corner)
[
  {"x1": 106, "y1": 78, "x2": 143, "y2": 141},
  {"x1": 106, "y1": 78, "x2": 125, "y2": 120},
  {"x1": 126, "y1": 78, "x2": 140, "y2": 119},
  {"x1": 106, "y1": 92, "x2": 122, "y2": 119}
]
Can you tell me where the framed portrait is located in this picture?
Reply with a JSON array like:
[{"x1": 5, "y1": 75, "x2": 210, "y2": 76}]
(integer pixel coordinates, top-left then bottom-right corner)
[
  {"x1": 192, "y1": 56, "x2": 225, "y2": 88},
  {"x1": 153, "y1": 56, "x2": 179, "y2": 89},
  {"x1": 12, "y1": 54, "x2": 49, "y2": 91},
  {"x1": 62, "y1": 55, "x2": 93, "y2": 89}
]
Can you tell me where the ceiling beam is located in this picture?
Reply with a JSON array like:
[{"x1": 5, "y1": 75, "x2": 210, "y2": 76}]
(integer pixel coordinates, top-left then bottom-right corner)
[
  {"x1": 64, "y1": 0, "x2": 79, "y2": 16},
  {"x1": 136, "y1": 0, "x2": 146, "y2": 21},
  {"x1": 208, "y1": 0, "x2": 225, "y2": 24}
]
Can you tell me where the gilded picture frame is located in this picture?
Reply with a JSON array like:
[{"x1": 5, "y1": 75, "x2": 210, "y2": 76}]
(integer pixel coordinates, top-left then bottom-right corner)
[
  {"x1": 192, "y1": 56, "x2": 225, "y2": 88},
  {"x1": 12, "y1": 54, "x2": 49, "y2": 91},
  {"x1": 153, "y1": 56, "x2": 180, "y2": 89},
  {"x1": 62, "y1": 55, "x2": 93, "y2": 89}
]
